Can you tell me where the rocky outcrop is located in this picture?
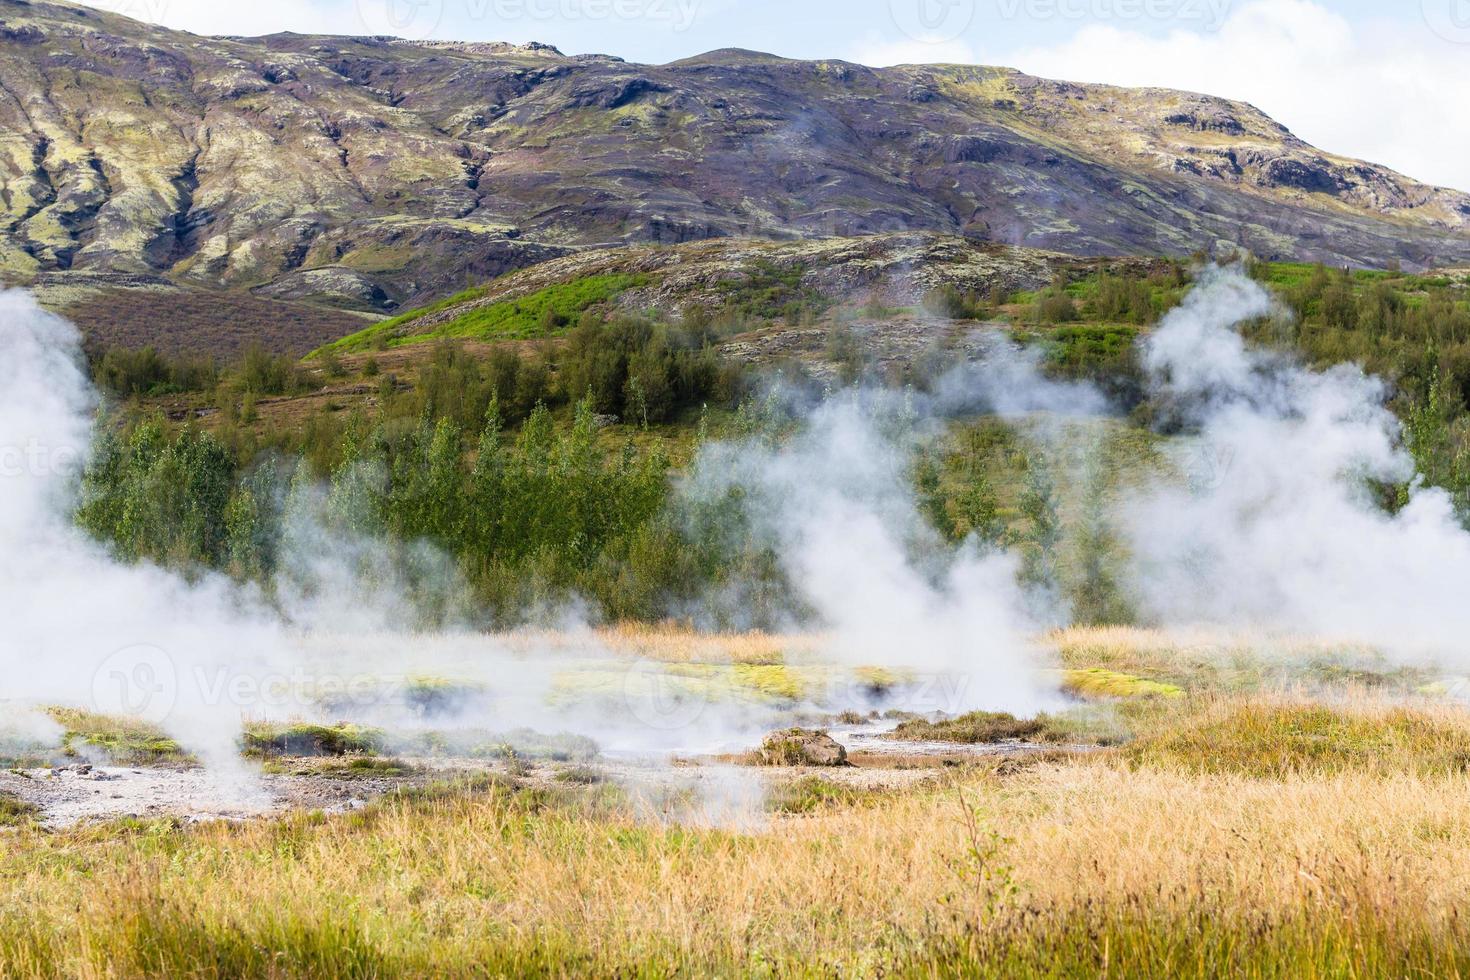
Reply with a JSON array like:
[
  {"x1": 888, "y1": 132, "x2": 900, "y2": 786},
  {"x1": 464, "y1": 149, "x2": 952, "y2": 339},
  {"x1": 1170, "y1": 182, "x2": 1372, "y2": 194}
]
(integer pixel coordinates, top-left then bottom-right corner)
[
  {"x1": 0, "y1": 0, "x2": 1467, "y2": 323},
  {"x1": 758, "y1": 729, "x2": 850, "y2": 768}
]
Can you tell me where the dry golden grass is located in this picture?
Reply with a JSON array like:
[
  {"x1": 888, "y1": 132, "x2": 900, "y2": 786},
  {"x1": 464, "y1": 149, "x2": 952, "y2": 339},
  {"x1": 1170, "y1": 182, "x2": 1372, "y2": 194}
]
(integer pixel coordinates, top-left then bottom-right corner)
[
  {"x1": 6, "y1": 741, "x2": 1470, "y2": 976},
  {"x1": 7, "y1": 633, "x2": 1470, "y2": 976},
  {"x1": 1048, "y1": 625, "x2": 1430, "y2": 696},
  {"x1": 593, "y1": 623, "x2": 824, "y2": 665}
]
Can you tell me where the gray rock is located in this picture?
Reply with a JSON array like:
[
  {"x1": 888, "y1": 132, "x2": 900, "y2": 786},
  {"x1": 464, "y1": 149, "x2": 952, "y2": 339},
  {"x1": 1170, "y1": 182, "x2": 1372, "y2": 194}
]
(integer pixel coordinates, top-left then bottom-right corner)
[{"x1": 758, "y1": 729, "x2": 850, "y2": 768}]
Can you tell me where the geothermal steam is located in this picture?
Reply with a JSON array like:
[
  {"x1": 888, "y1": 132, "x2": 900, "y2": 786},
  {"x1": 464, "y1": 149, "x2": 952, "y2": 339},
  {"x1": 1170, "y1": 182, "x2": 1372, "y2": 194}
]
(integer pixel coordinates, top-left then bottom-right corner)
[
  {"x1": 685, "y1": 390, "x2": 1050, "y2": 715},
  {"x1": 0, "y1": 293, "x2": 290, "y2": 784},
  {"x1": 1126, "y1": 267, "x2": 1470, "y2": 657},
  {"x1": 9, "y1": 260, "x2": 1467, "y2": 790},
  {"x1": 0, "y1": 290, "x2": 1055, "y2": 782}
]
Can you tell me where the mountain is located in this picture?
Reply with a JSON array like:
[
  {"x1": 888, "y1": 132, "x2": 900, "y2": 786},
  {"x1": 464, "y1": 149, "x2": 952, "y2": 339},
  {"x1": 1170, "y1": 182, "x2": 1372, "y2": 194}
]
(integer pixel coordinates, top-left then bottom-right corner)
[{"x1": 1, "y1": 0, "x2": 1468, "y2": 339}]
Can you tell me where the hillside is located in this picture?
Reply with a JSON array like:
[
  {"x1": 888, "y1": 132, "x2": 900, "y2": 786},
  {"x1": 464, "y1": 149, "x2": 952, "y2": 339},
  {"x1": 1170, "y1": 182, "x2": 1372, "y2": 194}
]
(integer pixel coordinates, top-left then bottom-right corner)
[
  {"x1": 1, "y1": 0, "x2": 1468, "y2": 347},
  {"x1": 315, "y1": 234, "x2": 1132, "y2": 353}
]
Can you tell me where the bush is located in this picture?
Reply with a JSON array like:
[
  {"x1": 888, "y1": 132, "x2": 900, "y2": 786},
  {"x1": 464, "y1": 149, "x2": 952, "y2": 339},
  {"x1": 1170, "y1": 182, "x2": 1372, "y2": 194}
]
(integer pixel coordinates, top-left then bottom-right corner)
[
  {"x1": 92, "y1": 346, "x2": 218, "y2": 398},
  {"x1": 235, "y1": 344, "x2": 308, "y2": 396},
  {"x1": 1036, "y1": 292, "x2": 1079, "y2": 323},
  {"x1": 923, "y1": 285, "x2": 987, "y2": 320}
]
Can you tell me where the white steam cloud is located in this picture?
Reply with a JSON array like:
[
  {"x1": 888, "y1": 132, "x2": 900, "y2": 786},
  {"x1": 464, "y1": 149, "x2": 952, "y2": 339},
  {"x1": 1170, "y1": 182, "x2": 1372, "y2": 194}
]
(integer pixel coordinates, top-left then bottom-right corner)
[
  {"x1": 7, "y1": 259, "x2": 1467, "y2": 807},
  {"x1": 1126, "y1": 267, "x2": 1470, "y2": 659},
  {"x1": 686, "y1": 389, "x2": 1051, "y2": 716},
  {"x1": 0, "y1": 290, "x2": 1060, "y2": 799}
]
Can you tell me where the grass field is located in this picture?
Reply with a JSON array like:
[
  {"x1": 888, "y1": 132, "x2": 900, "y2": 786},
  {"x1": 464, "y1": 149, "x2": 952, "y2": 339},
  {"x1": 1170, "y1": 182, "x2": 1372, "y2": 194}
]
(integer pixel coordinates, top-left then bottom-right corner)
[{"x1": 4, "y1": 628, "x2": 1470, "y2": 976}]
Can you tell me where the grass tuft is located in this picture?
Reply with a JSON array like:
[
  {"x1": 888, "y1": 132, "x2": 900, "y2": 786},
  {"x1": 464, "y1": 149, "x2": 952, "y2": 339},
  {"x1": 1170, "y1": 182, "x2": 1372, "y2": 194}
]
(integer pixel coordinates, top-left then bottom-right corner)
[
  {"x1": 766, "y1": 777, "x2": 886, "y2": 815},
  {"x1": 0, "y1": 792, "x2": 39, "y2": 828},
  {"x1": 242, "y1": 723, "x2": 385, "y2": 759},
  {"x1": 888, "y1": 712, "x2": 1049, "y2": 744},
  {"x1": 46, "y1": 708, "x2": 191, "y2": 766},
  {"x1": 1127, "y1": 698, "x2": 1470, "y2": 777}
]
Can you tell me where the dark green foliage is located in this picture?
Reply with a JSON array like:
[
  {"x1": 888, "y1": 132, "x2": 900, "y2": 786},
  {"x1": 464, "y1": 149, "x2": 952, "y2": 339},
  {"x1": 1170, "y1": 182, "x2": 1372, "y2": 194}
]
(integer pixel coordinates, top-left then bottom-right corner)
[
  {"x1": 1405, "y1": 363, "x2": 1470, "y2": 515},
  {"x1": 915, "y1": 452, "x2": 959, "y2": 542},
  {"x1": 77, "y1": 420, "x2": 238, "y2": 568},
  {"x1": 1017, "y1": 451, "x2": 1062, "y2": 598},
  {"x1": 1083, "y1": 273, "x2": 1159, "y2": 324},
  {"x1": 559, "y1": 314, "x2": 731, "y2": 423},
  {"x1": 456, "y1": 398, "x2": 675, "y2": 619},
  {"x1": 923, "y1": 285, "x2": 989, "y2": 321},
  {"x1": 956, "y1": 471, "x2": 1004, "y2": 549},
  {"x1": 91, "y1": 346, "x2": 218, "y2": 398},
  {"x1": 1070, "y1": 452, "x2": 1133, "y2": 627},
  {"x1": 714, "y1": 260, "x2": 829, "y2": 323},
  {"x1": 1042, "y1": 325, "x2": 1140, "y2": 376},
  {"x1": 1035, "y1": 286, "x2": 1079, "y2": 324},
  {"x1": 235, "y1": 344, "x2": 309, "y2": 396},
  {"x1": 1239, "y1": 263, "x2": 1470, "y2": 514}
]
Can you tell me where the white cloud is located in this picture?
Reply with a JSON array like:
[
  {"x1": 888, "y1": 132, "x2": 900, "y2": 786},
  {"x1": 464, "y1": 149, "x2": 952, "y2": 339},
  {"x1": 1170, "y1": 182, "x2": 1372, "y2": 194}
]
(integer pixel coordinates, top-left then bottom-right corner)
[
  {"x1": 848, "y1": 32, "x2": 979, "y2": 66},
  {"x1": 1002, "y1": 0, "x2": 1470, "y2": 192},
  {"x1": 76, "y1": 0, "x2": 341, "y2": 37}
]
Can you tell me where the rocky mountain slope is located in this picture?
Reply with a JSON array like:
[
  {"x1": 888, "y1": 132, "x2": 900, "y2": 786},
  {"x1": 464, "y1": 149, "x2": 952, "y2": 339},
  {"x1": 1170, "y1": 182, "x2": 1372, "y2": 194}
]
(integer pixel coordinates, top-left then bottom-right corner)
[
  {"x1": 321, "y1": 233, "x2": 1085, "y2": 351},
  {"x1": 1, "y1": 0, "x2": 1468, "y2": 327}
]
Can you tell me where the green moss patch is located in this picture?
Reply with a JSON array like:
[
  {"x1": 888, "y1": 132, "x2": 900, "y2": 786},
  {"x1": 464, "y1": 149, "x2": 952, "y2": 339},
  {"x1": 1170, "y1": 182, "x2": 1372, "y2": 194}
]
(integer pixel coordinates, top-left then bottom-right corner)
[
  {"x1": 263, "y1": 757, "x2": 420, "y2": 779},
  {"x1": 241, "y1": 723, "x2": 385, "y2": 759},
  {"x1": 46, "y1": 709, "x2": 191, "y2": 766},
  {"x1": 886, "y1": 711, "x2": 1049, "y2": 745},
  {"x1": 1061, "y1": 668, "x2": 1184, "y2": 700},
  {"x1": 320, "y1": 274, "x2": 644, "y2": 354}
]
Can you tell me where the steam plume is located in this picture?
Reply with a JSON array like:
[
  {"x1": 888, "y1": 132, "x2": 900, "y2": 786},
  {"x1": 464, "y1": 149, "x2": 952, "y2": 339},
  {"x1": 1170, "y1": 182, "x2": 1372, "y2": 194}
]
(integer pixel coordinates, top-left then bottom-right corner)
[{"x1": 1126, "y1": 267, "x2": 1470, "y2": 658}]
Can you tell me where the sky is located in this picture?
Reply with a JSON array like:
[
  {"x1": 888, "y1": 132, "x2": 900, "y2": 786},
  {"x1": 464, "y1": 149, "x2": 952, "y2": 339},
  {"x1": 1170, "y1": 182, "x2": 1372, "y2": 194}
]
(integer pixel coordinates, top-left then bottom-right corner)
[{"x1": 77, "y1": 0, "x2": 1470, "y2": 193}]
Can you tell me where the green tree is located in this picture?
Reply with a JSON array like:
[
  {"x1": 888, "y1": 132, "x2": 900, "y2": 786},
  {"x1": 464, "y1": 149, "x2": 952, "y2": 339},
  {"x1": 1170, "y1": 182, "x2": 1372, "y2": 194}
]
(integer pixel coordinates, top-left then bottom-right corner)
[
  {"x1": 1070, "y1": 453, "x2": 1131, "y2": 626},
  {"x1": 957, "y1": 471, "x2": 1004, "y2": 549},
  {"x1": 1017, "y1": 450, "x2": 1061, "y2": 597}
]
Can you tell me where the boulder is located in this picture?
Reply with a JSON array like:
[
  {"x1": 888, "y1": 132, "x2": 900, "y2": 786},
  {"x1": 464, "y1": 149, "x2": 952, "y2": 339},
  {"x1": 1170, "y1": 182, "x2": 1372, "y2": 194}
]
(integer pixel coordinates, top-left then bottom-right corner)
[{"x1": 757, "y1": 729, "x2": 849, "y2": 768}]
